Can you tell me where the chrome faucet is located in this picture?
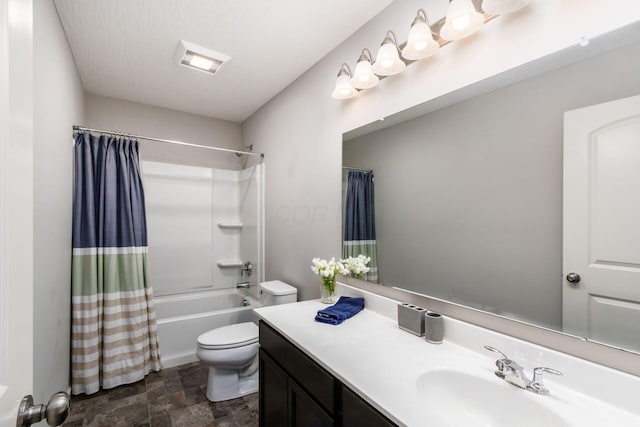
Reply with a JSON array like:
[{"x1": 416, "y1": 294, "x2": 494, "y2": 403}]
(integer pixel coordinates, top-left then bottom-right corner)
[
  {"x1": 236, "y1": 261, "x2": 253, "y2": 289},
  {"x1": 241, "y1": 261, "x2": 253, "y2": 277},
  {"x1": 484, "y1": 345, "x2": 563, "y2": 395}
]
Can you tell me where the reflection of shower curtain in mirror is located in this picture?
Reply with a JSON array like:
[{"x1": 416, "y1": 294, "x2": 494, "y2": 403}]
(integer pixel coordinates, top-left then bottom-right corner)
[
  {"x1": 343, "y1": 171, "x2": 378, "y2": 282},
  {"x1": 71, "y1": 132, "x2": 161, "y2": 395}
]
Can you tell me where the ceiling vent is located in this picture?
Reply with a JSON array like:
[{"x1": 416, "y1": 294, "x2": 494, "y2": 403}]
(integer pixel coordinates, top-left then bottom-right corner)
[{"x1": 175, "y1": 40, "x2": 231, "y2": 75}]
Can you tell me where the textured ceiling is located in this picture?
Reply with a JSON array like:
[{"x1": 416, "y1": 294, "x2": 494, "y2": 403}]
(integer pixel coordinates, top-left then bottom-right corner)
[{"x1": 54, "y1": 0, "x2": 394, "y2": 122}]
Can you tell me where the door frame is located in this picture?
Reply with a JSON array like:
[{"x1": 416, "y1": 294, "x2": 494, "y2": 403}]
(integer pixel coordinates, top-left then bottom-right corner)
[
  {"x1": 0, "y1": 1, "x2": 35, "y2": 425},
  {"x1": 0, "y1": 0, "x2": 10, "y2": 399}
]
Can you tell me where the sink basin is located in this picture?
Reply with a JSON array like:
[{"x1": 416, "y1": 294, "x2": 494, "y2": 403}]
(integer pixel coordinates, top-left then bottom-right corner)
[{"x1": 416, "y1": 369, "x2": 570, "y2": 427}]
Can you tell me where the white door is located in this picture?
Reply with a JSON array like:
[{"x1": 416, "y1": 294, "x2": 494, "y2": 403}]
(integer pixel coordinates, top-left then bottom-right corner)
[
  {"x1": 563, "y1": 94, "x2": 640, "y2": 353},
  {"x1": 0, "y1": 1, "x2": 34, "y2": 426}
]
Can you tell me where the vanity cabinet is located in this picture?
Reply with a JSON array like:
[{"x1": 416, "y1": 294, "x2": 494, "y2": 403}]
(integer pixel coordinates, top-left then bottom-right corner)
[
  {"x1": 341, "y1": 386, "x2": 395, "y2": 427},
  {"x1": 259, "y1": 320, "x2": 396, "y2": 427}
]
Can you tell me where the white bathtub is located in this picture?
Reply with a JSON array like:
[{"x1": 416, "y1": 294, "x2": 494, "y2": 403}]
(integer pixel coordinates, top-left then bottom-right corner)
[{"x1": 154, "y1": 289, "x2": 262, "y2": 368}]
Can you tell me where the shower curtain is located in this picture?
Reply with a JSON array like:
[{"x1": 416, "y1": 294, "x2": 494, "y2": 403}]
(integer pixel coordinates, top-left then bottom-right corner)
[
  {"x1": 71, "y1": 132, "x2": 161, "y2": 395},
  {"x1": 343, "y1": 170, "x2": 379, "y2": 282}
]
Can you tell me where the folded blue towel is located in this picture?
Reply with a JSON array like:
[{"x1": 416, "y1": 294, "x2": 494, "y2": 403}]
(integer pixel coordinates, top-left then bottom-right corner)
[{"x1": 315, "y1": 296, "x2": 365, "y2": 325}]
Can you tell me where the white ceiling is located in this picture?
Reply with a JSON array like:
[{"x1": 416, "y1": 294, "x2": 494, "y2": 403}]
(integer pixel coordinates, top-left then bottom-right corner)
[{"x1": 54, "y1": 0, "x2": 394, "y2": 123}]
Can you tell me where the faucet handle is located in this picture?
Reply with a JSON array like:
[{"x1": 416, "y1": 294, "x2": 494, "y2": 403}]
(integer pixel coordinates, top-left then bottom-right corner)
[
  {"x1": 484, "y1": 345, "x2": 511, "y2": 377},
  {"x1": 529, "y1": 367, "x2": 563, "y2": 395},
  {"x1": 484, "y1": 345, "x2": 508, "y2": 360},
  {"x1": 533, "y1": 366, "x2": 563, "y2": 381}
]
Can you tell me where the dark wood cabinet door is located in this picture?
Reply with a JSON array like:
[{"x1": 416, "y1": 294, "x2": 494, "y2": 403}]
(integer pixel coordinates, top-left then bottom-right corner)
[
  {"x1": 341, "y1": 385, "x2": 396, "y2": 427},
  {"x1": 259, "y1": 349, "x2": 288, "y2": 427},
  {"x1": 259, "y1": 321, "x2": 335, "y2": 414},
  {"x1": 289, "y1": 379, "x2": 334, "y2": 427}
]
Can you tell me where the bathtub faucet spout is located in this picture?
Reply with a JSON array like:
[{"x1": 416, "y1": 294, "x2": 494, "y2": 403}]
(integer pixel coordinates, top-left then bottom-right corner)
[{"x1": 236, "y1": 281, "x2": 251, "y2": 289}]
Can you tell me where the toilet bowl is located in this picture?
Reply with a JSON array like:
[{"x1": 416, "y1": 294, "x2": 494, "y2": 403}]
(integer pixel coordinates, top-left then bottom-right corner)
[
  {"x1": 196, "y1": 322, "x2": 260, "y2": 402},
  {"x1": 196, "y1": 280, "x2": 297, "y2": 402}
]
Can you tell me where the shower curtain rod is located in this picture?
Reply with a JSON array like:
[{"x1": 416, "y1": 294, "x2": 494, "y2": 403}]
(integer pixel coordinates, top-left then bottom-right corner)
[
  {"x1": 343, "y1": 166, "x2": 372, "y2": 172},
  {"x1": 73, "y1": 125, "x2": 264, "y2": 158}
]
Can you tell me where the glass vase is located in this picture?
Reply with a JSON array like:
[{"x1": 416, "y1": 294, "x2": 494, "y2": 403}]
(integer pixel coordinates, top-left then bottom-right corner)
[{"x1": 320, "y1": 277, "x2": 337, "y2": 304}]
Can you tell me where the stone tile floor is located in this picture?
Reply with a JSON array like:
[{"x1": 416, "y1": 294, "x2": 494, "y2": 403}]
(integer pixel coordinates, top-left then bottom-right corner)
[{"x1": 63, "y1": 362, "x2": 258, "y2": 427}]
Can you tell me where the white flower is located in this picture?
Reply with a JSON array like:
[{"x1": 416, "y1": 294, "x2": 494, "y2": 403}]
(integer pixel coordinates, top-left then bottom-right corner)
[
  {"x1": 310, "y1": 256, "x2": 349, "y2": 280},
  {"x1": 341, "y1": 255, "x2": 371, "y2": 279}
]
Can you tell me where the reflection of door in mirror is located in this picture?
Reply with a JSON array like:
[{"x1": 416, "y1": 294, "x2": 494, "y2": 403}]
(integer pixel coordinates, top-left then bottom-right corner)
[
  {"x1": 342, "y1": 168, "x2": 379, "y2": 283},
  {"x1": 563, "y1": 94, "x2": 640, "y2": 352}
]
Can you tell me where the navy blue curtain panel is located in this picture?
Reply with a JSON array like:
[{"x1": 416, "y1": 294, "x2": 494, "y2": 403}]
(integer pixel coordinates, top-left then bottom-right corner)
[
  {"x1": 343, "y1": 171, "x2": 379, "y2": 282},
  {"x1": 73, "y1": 132, "x2": 148, "y2": 249}
]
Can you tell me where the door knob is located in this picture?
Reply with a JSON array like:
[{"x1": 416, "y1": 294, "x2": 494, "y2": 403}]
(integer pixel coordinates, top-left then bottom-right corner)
[
  {"x1": 16, "y1": 392, "x2": 69, "y2": 427},
  {"x1": 565, "y1": 272, "x2": 581, "y2": 285}
]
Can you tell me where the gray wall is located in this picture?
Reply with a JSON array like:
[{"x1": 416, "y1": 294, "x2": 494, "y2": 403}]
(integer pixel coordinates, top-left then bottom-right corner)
[
  {"x1": 343, "y1": 41, "x2": 640, "y2": 329},
  {"x1": 85, "y1": 94, "x2": 244, "y2": 169},
  {"x1": 33, "y1": 0, "x2": 84, "y2": 402}
]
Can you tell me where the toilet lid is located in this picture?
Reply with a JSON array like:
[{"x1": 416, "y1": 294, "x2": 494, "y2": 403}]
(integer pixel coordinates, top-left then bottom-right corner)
[
  {"x1": 197, "y1": 322, "x2": 259, "y2": 350},
  {"x1": 260, "y1": 280, "x2": 297, "y2": 296}
]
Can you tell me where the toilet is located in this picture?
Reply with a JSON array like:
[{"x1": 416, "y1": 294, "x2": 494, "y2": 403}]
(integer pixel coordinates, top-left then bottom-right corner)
[{"x1": 196, "y1": 280, "x2": 297, "y2": 402}]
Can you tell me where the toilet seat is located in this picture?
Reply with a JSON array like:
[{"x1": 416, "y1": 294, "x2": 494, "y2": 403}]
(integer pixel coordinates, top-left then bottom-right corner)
[{"x1": 197, "y1": 322, "x2": 258, "y2": 350}]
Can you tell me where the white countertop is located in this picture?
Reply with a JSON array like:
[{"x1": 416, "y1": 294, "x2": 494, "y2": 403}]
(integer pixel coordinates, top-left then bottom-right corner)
[
  {"x1": 254, "y1": 285, "x2": 640, "y2": 427},
  {"x1": 255, "y1": 299, "x2": 488, "y2": 426}
]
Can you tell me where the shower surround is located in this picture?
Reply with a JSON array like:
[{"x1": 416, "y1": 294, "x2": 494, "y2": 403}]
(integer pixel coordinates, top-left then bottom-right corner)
[{"x1": 142, "y1": 161, "x2": 264, "y2": 367}]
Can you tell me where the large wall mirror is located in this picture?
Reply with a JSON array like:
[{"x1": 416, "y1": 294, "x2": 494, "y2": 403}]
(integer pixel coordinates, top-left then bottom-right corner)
[{"x1": 342, "y1": 22, "x2": 640, "y2": 355}]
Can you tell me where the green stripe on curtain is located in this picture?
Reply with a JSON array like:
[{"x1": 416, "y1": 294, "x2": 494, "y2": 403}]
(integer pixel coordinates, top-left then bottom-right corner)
[
  {"x1": 72, "y1": 252, "x2": 150, "y2": 295},
  {"x1": 342, "y1": 241, "x2": 378, "y2": 281}
]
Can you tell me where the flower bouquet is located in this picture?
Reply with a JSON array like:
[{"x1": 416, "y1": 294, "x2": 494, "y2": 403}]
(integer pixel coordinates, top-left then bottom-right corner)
[
  {"x1": 311, "y1": 257, "x2": 348, "y2": 303},
  {"x1": 342, "y1": 255, "x2": 371, "y2": 280}
]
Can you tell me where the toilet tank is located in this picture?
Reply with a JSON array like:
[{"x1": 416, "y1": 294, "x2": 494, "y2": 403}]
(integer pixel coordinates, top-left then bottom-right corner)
[{"x1": 260, "y1": 280, "x2": 297, "y2": 306}]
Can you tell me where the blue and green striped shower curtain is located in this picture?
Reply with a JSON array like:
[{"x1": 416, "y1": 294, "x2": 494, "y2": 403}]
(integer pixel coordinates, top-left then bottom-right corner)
[
  {"x1": 71, "y1": 132, "x2": 161, "y2": 395},
  {"x1": 343, "y1": 170, "x2": 379, "y2": 282}
]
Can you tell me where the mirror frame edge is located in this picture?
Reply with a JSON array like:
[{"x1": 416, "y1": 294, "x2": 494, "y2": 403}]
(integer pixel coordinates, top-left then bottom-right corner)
[{"x1": 339, "y1": 276, "x2": 640, "y2": 377}]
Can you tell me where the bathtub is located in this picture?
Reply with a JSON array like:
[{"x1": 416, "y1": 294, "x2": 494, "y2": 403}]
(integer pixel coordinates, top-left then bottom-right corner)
[{"x1": 154, "y1": 289, "x2": 262, "y2": 368}]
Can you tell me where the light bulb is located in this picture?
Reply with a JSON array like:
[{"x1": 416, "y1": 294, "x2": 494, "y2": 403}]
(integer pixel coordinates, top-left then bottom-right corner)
[
  {"x1": 452, "y1": 13, "x2": 471, "y2": 31},
  {"x1": 408, "y1": 21, "x2": 431, "y2": 51},
  {"x1": 351, "y1": 55, "x2": 379, "y2": 89},
  {"x1": 440, "y1": 0, "x2": 484, "y2": 41},
  {"x1": 189, "y1": 55, "x2": 214, "y2": 70},
  {"x1": 378, "y1": 43, "x2": 397, "y2": 68},
  {"x1": 413, "y1": 40, "x2": 429, "y2": 51},
  {"x1": 332, "y1": 72, "x2": 358, "y2": 99},
  {"x1": 402, "y1": 14, "x2": 439, "y2": 61},
  {"x1": 372, "y1": 33, "x2": 406, "y2": 76},
  {"x1": 381, "y1": 59, "x2": 394, "y2": 69}
]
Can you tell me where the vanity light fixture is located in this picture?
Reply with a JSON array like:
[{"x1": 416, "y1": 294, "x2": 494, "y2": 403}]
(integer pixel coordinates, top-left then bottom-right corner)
[
  {"x1": 481, "y1": 0, "x2": 530, "y2": 16},
  {"x1": 440, "y1": 0, "x2": 485, "y2": 41},
  {"x1": 332, "y1": 1, "x2": 535, "y2": 100},
  {"x1": 401, "y1": 9, "x2": 440, "y2": 61},
  {"x1": 331, "y1": 63, "x2": 358, "y2": 99},
  {"x1": 175, "y1": 40, "x2": 231, "y2": 75},
  {"x1": 351, "y1": 48, "x2": 379, "y2": 89},
  {"x1": 372, "y1": 31, "x2": 406, "y2": 76}
]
